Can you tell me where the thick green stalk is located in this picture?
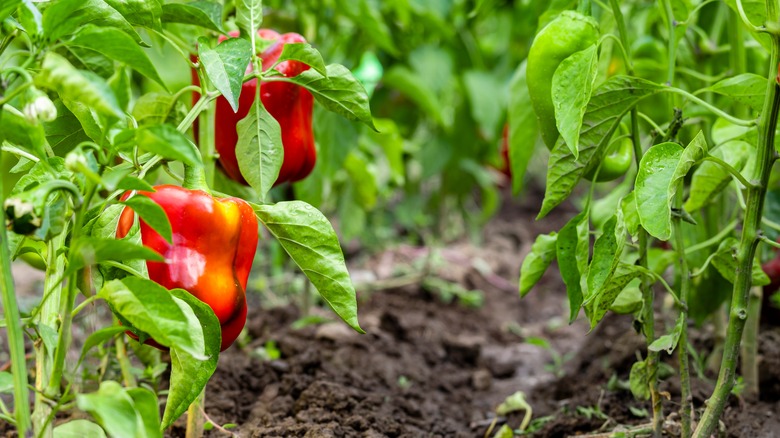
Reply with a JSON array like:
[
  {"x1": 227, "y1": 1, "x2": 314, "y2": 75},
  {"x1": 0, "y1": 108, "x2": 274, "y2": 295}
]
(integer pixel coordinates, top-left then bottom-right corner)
[
  {"x1": 693, "y1": 13, "x2": 780, "y2": 436},
  {"x1": 32, "y1": 232, "x2": 66, "y2": 438},
  {"x1": 0, "y1": 156, "x2": 32, "y2": 437},
  {"x1": 196, "y1": 65, "x2": 217, "y2": 189},
  {"x1": 741, "y1": 286, "x2": 762, "y2": 399},
  {"x1": 672, "y1": 188, "x2": 692, "y2": 438}
]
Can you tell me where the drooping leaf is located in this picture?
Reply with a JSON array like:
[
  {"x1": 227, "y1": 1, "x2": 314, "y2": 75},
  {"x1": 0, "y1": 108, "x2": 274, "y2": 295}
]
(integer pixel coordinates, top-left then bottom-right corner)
[
  {"x1": 53, "y1": 420, "x2": 107, "y2": 438},
  {"x1": 587, "y1": 211, "x2": 626, "y2": 300},
  {"x1": 705, "y1": 73, "x2": 767, "y2": 114},
  {"x1": 161, "y1": 289, "x2": 221, "y2": 429},
  {"x1": 236, "y1": 101, "x2": 284, "y2": 201},
  {"x1": 635, "y1": 142, "x2": 684, "y2": 240},
  {"x1": 649, "y1": 313, "x2": 686, "y2": 354},
  {"x1": 519, "y1": 232, "x2": 557, "y2": 297},
  {"x1": 161, "y1": 1, "x2": 223, "y2": 32},
  {"x1": 76, "y1": 381, "x2": 144, "y2": 438},
  {"x1": 66, "y1": 237, "x2": 163, "y2": 275},
  {"x1": 235, "y1": 0, "x2": 263, "y2": 53},
  {"x1": 254, "y1": 201, "x2": 364, "y2": 333},
  {"x1": 553, "y1": 44, "x2": 599, "y2": 158},
  {"x1": 539, "y1": 76, "x2": 663, "y2": 218},
  {"x1": 135, "y1": 124, "x2": 202, "y2": 167},
  {"x1": 507, "y1": 60, "x2": 539, "y2": 195},
  {"x1": 198, "y1": 37, "x2": 252, "y2": 112},
  {"x1": 275, "y1": 42, "x2": 328, "y2": 78},
  {"x1": 557, "y1": 211, "x2": 588, "y2": 323},
  {"x1": 587, "y1": 263, "x2": 649, "y2": 328},
  {"x1": 103, "y1": 0, "x2": 162, "y2": 31},
  {"x1": 42, "y1": 0, "x2": 144, "y2": 45},
  {"x1": 120, "y1": 195, "x2": 173, "y2": 244}
]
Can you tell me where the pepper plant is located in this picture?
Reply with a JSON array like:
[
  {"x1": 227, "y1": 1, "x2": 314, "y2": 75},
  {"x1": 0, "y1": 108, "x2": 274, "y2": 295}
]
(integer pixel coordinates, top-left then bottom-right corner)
[
  {"x1": 0, "y1": 0, "x2": 371, "y2": 436},
  {"x1": 515, "y1": 0, "x2": 780, "y2": 437}
]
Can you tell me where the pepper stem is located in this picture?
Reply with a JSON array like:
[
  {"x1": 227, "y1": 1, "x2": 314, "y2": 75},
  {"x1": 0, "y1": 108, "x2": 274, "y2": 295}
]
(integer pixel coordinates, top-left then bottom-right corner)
[{"x1": 183, "y1": 164, "x2": 210, "y2": 193}]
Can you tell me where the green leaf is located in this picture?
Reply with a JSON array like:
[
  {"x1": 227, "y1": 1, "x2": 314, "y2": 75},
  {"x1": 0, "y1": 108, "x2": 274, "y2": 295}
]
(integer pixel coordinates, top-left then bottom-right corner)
[
  {"x1": 198, "y1": 37, "x2": 252, "y2": 112},
  {"x1": 235, "y1": 0, "x2": 263, "y2": 53},
  {"x1": 103, "y1": 0, "x2": 162, "y2": 31},
  {"x1": 160, "y1": 1, "x2": 223, "y2": 32},
  {"x1": 635, "y1": 142, "x2": 683, "y2": 240},
  {"x1": 630, "y1": 359, "x2": 650, "y2": 401},
  {"x1": 519, "y1": 232, "x2": 557, "y2": 297},
  {"x1": 18, "y1": 0, "x2": 42, "y2": 36},
  {"x1": 0, "y1": 0, "x2": 21, "y2": 21},
  {"x1": 383, "y1": 65, "x2": 446, "y2": 128},
  {"x1": 69, "y1": 26, "x2": 166, "y2": 88},
  {"x1": 587, "y1": 263, "x2": 648, "y2": 328},
  {"x1": 35, "y1": 52, "x2": 123, "y2": 119},
  {"x1": 711, "y1": 238, "x2": 770, "y2": 286},
  {"x1": 553, "y1": 44, "x2": 599, "y2": 158},
  {"x1": 685, "y1": 141, "x2": 751, "y2": 211},
  {"x1": 135, "y1": 124, "x2": 202, "y2": 167},
  {"x1": 0, "y1": 105, "x2": 47, "y2": 158},
  {"x1": 706, "y1": 73, "x2": 766, "y2": 114},
  {"x1": 42, "y1": 0, "x2": 145, "y2": 45},
  {"x1": 117, "y1": 175, "x2": 155, "y2": 192},
  {"x1": 338, "y1": 0, "x2": 399, "y2": 56},
  {"x1": 507, "y1": 60, "x2": 539, "y2": 195},
  {"x1": 126, "y1": 388, "x2": 162, "y2": 438},
  {"x1": 99, "y1": 277, "x2": 208, "y2": 360},
  {"x1": 280, "y1": 64, "x2": 376, "y2": 130},
  {"x1": 587, "y1": 211, "x2": 626, "y2": 300},
  {"x1": 276, "y1": 42, "x2": 328, "y2": 78},
  {"x1": 162, "y1": 289, "x2": 220, "y2": 429},
  {"x1": 236, "y1": 101, "x2": 284, "y2": 201},
  {"x1": 44, "y1": 100, "x2": 90, "y2": 152},
  {"x1": 463, "y1": 70, "x2": 506, "y2": 142},
  {"x1": 557, "y1": 211, "x2": 587, "y2": 323},
  {"x1": 254, "y1": 201, "x2": 364, "y2": 333},
  {"x1": 53, "y1": 420, "x2": 107, "y2": 438},
  {"x1": 121, "y1": 195, "x2": 173, "y2": 244},
  {"x1": 538, "y1": 76, "x2": 662, "y2": 218},
  {"x1": 67, "y1": 237, "x2": 163, "y2": 276},
  {"x1": 131, "y1": 92, "x2": 177, "y2": 127},
  {"x1": 343, "y1": 152, "x2": 378, "y2": 209},
  {"x1": 76, "y1": 381, "x2": 142, "y2": 438},
  {"x1": 0, "y1": 372, "x2": 13, "y2": 394},
  {"x1": 648, "y1": 313, "x2": 685, "y2": 355},
  {"x1": 610, "y1": 286, "x2": 642, "y2": 314},
  {"x1": 61, "y1": 98, "x2": 104, "y2": 143}
]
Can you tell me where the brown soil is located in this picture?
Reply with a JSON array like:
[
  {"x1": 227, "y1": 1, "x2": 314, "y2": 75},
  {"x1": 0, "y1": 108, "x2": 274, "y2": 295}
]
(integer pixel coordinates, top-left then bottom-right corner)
[{"x1": 5, "y1": 191, "x2": 780, "y2": 437}]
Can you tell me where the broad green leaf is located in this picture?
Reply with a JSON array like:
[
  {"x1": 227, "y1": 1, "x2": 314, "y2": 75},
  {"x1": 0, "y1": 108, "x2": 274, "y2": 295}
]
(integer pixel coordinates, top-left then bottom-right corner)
[
  {"x1": 109, "y1": 67, "x2": 132, "y2": 112},
  {"x1": 35, "y1": 52, "x2": 123, "y2": 119},
  {"x1": 198, "y1": 37, "x2": 252, "y2": 112},
  {"x1": 587, "y1": 211, "x2": 626, "y2": 300},
  {"x1": 649, "y1": 313, "x2": 685, "y2": 354},
  {"x1": 587, "y1": 263, "x2": 648, "y2": 328},
  {"x1": 67, "y1": 237, "x2": 163, "y2": 275},
  {"x1": 44, "y1": 100, "x2": 90, "y2": 151},
  {"x1": 236, "y1": 101, "x2": 283, "y2": 201},
  {"x1": 724, "y1": 0, "x2": 770, "y2": 48},
  {"x1": 553, "y1": 44, "x2": 599, "y2": 158},
  {"x1": 76, "y1": 381, "x2": 142, "y2": 438},
  {"x1": 670, "y1": 131, "x2": 708, "y2": 198},
  {"x1": 162, "y1": 289, "x2": 220, "y2": 429},
  {"x1": 685, "y1": 141, "x2": 751, "y2": 211},
  {"x1": 126, "y1": 388, "x2": 162, "y2": 438},
  {"x1": 276, "y1": 42, "x2": 328, "y2": 78},
  {"x1": 18, "y1": 0, "x2": 42, "y2": 36},
  {"x1": 135, "y1": 124, "x2": 202, "y2": 167},
  {"x1": 54, "y1": 420, "x2": 107, "y2": 438},
  {"x1": 121, "y1": 195, "x2": 173, "y2": 244},
  {"x1": 116, "y1": 175, "x2": 155, "y2": 192},
  {"x1": 254, "y1": 201, "x2": 364, "y2": 333},
  {"x1": 99, "y1": 278, "x2": 208, "y2": 360},
  {"x1": 706, "y1": 73, "x2": 766, "y2": 114},
  {"x1": 279, "y1": 64, "x2": 376, "y2": 130},
  {"x1": 621, "y1": 192, "x2": 641, "y2": 236},
  {"x1": 507, "y1": 60, "x2": 538, "y2": 195},
  {"x1": 630, "y1": 359, "x2": 650, "y2": 401},
  {"x1": 88, "y1": 204, "x2": 124, "y2": 240},
  {"x1": 61, "y1": 98, "x2": 103, "y2": 142},
  {"x1": 539, "y1": 76, "x2": 663, "y2": 218},
  {"x1": 131, "y1": 93, "x2": 177, "y2": 126},
  {"x1": 710, "y1": 238, "x2": 770, "y2": 286},
  {"x1": 635, "y1": 142, "x2": 683, "y2": 241},
  {"x1": 160, "y1": 1, "x2": 223, "y2": 32},
  {"x1": 42, "y1": 0, "x2": 144, "y2": 45},
  {"x1": 519, "y1": 232, "x2": 557, "y2": 297},
  {"x1": 557, "y1": 212, "x2": 587, "y2": 323},
  {"x1": 383, "y1": 66, "x2": 446, "y2": 128},
  {"x1": 0, "y1": 0, "x2": 21, "y2": 21},
  {"x1": 610, "y1": 286, "x2": 642, "y2": 314},
  {"x1": 69, "y1": 26, "x2": 166, "y2": 88},
  {"x1": 463, "y1": 70, "x2": 506, "y2": 142},
  {"x1": 103, "y1": 0, "x2": 162, "y2": 30},
  {"x1": 236, "y1": 0, "x2": 263, "y2": 53}
]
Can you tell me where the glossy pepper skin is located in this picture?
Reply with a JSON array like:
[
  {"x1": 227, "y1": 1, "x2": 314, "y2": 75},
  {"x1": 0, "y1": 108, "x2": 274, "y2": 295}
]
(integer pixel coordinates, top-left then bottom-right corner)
[
  {"x1": 527, "y1": 11, "x2": 599, "y2": 149},
  {"x1": 116, "y1": 185, "x2": 259, "y2": 351},
  {"x1": 583, "y1": 128, "x2": 633, "y2": 182},
  {"x1": 193, "y1": 30, "x2": 316, "y2": 186}
]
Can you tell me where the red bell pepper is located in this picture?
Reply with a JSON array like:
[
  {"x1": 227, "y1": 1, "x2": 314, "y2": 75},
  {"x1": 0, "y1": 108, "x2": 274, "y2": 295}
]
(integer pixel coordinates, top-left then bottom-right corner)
[{"x1": 116, "y1": 185, "x2": 259, "y2": 351}]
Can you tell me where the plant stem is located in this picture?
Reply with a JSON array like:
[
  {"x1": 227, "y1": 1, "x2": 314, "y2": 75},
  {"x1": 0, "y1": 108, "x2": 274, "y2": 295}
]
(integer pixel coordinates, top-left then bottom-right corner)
[
  {"x1": 741, "y1": 286, "x2": 762, "y2": 399},
  {"x1": 577, "y1": 0, "x2": 592, "y2": 15},
  {"x1": 32, "y1": 231, "x2": 66, "y2": 438},
  {"x1": 672, "y1": 188, "x2": 692, "y2": 438},
  {"x1": 115, "y1": 335, "x2": 137, "y2": 388},
  {"x1": 185, "y1": 390, "x2": 206, "y2": 438},
  {"x1": 0, "y1": 145, "x2": 32, "y2": 437},
  {"x1": 693, "y1": 3, "x2": 780, "y2": 433}
]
